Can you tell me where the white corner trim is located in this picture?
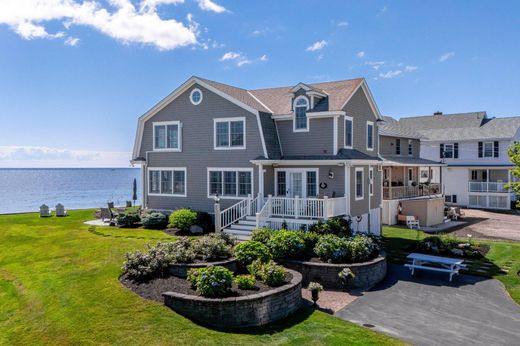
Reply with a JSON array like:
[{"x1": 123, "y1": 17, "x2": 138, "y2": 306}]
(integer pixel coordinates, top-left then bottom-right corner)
[{"x1": 333, "y1": 115, "x2": 338, "y2": 155}]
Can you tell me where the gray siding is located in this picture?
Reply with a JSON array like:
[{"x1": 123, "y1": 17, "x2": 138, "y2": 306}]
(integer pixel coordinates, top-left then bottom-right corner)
[
  {"x1": 342, "y1": 88, "x2": 379, "y2": 156},
  {"x1": 141, "y1": 84, "x2": 264, "y2": 213},
  {"x1": 350, "y1": 165, "x2": 381, "y2": 216},
  {"x1": 276, "y1": 118, "x2": 335, "y2": 156},
  {"x1": 380, "y1": 136, "x2": 420, "y2": 158}
]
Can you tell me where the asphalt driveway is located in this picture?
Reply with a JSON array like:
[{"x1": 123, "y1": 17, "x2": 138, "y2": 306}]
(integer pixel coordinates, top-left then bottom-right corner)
[
  {"x1": 451, "y1": 209, "x2": 520, "y2": 241},
  {"x1": 335, "y1": 264, "x2": 520, "y2": 346}
]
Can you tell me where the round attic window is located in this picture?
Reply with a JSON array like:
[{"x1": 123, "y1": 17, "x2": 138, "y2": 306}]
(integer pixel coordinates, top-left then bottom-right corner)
[{"x1": 190, "y1": 88, "x2": 203, "y2": 105}]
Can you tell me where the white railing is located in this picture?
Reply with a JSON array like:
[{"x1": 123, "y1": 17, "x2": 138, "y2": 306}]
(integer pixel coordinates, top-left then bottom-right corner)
[
  {"x1": 383, "y1": 183, "x2": 442, "y2": 200},
  {"x1": 219, "y1": 194, "x2": 259, "y2": 231},
  {"x1": 469, "y1": 195, "x2": 509, "y2": 209},
  {"x1": 468, "y1": 182, "x2": 509, "y2": 193},
  {"x1": 255, "y1": 195, "x2": 272, "y2": 229}
]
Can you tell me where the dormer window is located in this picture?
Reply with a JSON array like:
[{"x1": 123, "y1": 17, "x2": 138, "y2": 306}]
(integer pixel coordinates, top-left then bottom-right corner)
[{"x1": 293, "y1": 96, "x2": 309, "y2": 132}]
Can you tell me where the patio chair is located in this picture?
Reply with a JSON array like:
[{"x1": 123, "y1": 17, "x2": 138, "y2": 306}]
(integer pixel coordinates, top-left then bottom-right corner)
[
  {"x1": 406, "y1": 215, "x2": 420, "y2": 230},
  {"x1": 100, "y1": 208, "x2": 115, "y2": 223},
  {"x1": 40, "y1": 204, "x2": 51, "y2": 217},
  {"x1": 454, "y1": 207, "x2": 465, "y2": 219},
  {"x1": 55, "y1": 204, "x2": 67, "y2": 217},
  {"x1": 126, "y1": 201, "x2": 132, "y2": 208},
  {"x1": 107, "y1": 202, "x2": 115, "y2": 209}
]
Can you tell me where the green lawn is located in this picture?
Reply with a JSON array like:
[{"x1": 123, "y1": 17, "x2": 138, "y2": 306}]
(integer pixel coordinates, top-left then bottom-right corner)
[
  {"x1": 382, "y1": 226, "x2": 520, "y2": 305},
  {"x1": 0, "y1": 210, "x2": 404, "y2": 346}
]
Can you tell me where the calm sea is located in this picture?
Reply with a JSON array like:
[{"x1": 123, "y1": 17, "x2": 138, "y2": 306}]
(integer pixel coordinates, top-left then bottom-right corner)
[{"x1": 0, "y1": 168, "x2": 141, "y2": 214}]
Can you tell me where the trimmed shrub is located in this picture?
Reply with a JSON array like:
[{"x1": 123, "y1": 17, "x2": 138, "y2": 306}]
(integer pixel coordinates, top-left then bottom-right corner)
[
  {"x1": 195, "y1": 211, "x2": 213, "y2": 233},
  {"x1": 141, "y1": 212, "x2": 168, "y2": 229},
  {"x1": 116, "y1": 212, "x2": 141, "y2": 228},
  {"x1": 347, "y1": 235, "x2": 379, "y2": 262},
  {"x1": 309, "y1": 217, "x2": 352, "y2": 238},
  {"x1": 234, "y1": 274, "x2": 257, "y2": 290},
  {"x1": 251, "y1": 228, "x2": 274, "y2": 245},
  {"x1": 207, "y1": 232, "x2": 237, "y2": 247},
  {"x1": 314, "y1": 234, "x2": 349, "y2": 263},
  {"x1": 248, "y1": 260, "x2": 287, "y2": 287},
  {"x1": 233, "y1": 241, "x2": 272, "y2": 266},
  {"x1": 295, "y1": 231, "x2": 321, "y2": 256},
  {"x1": 168, "y1": 208, "x2": 197, "y2": 231},
  {"x1": 268, "y1": 230, "x2": 305, "y2": 259},
  {"x1": 168, "y1": 237, "x2": 197, "y2": 263},
  {"x1": 187, "y1": 266, "x2": 234, "y2": 297},
  {"x1": 193, "y1": 235, "x2": 232, "y2": 261}
]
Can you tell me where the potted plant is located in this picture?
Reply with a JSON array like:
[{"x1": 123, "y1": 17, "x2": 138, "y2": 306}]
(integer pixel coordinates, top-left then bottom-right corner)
[
  {"x1": 308, "y1": 282, "x2": 323, "y2": 307},
  {"x1": 338, "y1": 268, "x2": 356, "y2": 287}
]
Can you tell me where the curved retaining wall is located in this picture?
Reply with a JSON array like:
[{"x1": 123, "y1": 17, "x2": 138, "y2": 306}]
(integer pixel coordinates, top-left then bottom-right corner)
[
  {"x1": 168, "y1": 258, "x2": 237, "y2": 278},
  {"x1": 282, "y1": 254, "x2": 386, "y2": 289},
  {"x1": 162, "y1": 269, "x2": 302, "y2": 328}
]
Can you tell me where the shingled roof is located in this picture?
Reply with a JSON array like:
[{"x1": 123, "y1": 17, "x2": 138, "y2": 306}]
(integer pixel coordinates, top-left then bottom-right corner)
[{"x1": 379, "y1": 116, "x2": 423, "y2": 139}]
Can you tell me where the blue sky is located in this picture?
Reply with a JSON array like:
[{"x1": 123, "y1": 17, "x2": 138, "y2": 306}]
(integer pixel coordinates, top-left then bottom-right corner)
[{"x1": 0, "y1": 0, "x2": 519, "y2": 167}]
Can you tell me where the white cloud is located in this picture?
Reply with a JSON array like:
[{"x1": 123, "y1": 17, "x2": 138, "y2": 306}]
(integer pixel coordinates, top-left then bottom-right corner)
[
  {"x1": 405, "y1": 65, "x2": 418, "y2": 71},
  {"x1": 356, "y1": 51, "x2": 365, "y2": 58},
  {"x1": 379, "y1": 70, "x2": 402, "y2": 79},
  {"x1": 439, "y1": 51, "x2": 455, "y2": 62},
  {"x1": 65, "y1": 36, "x2": 80, "y2": 46},
  {"x1": 337, "y1": 21, "x2": 348, "y2": 27},
  {"x1": 0, "y1": 146, "x2": 131, "y2": 168},
  {"x1": 0, "y1": 0, "x2": 198, "y2": 50},
  {"x1": 220, "y1": 51, "x2": 241, "y2": 61},
  {"x1": 317, "y1": 54, "x2": 324, "y2": 61},
  {"x1": 140, "y1": 0, "x2": 184, "y2": 12},
  {"x1": 365, "y1": 61, "x2": 385, "y2": 70},
  {"x1": 196, "y1": 0, "x2": 227, "y2": 13},
  {"x1": 306, "y1": 40, "x2": 327, "y2": 52},
  {"x1": 260, "y1": 54, "x2": 268, "y2": 61},
  {"x1": 237, "y1": 59, "x2": 252, "y2": 67},
  {"x1": 380, "y1": 5, "x2": 387, "y2": 13}
]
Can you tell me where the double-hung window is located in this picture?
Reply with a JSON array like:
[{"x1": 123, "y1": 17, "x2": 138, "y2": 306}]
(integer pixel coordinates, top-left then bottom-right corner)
[
  {"x1": 408, "y1": 140, "x2": 413, "y2": 156},
  {"x1": 208, "y1": 168, "x2": 252, "y2": 198},
  {"x1": 369, "y1": 167, "x2": 374, "y2": 196},
  {"x1": 153, "y1": 121, "x2": 181, "y2": 151},
  {"x1": 367, "y1": 121, "x2": 374, "y2": 151},
  {"x1": 395, "y1": 138, "x2": 401, "y2": 155},
  {"x1": 443, "y1": 144, "x2": 454, "y2": 158},
  {"x1": 483, "y1": 142, "x2": 493, "y2": 157},
  {"x1": 214, "y1": 118, "x2": 245, "y2": 149},
  {"x1": 355, "y1": 168, "x2": 364, "y2": 200},
  {"x1": 148, "y1": 168, "x2": 186, "y2": 196},
  {"x1": 345, "y1": 116, "x2": 353, "y2": 148}
]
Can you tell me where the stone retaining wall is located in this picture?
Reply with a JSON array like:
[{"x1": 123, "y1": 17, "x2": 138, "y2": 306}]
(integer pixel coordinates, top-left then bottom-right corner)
[
  {"x1": 162, "y1": 269, "x2": 302, "y2": 328},
  {"x1": 168, "y1": 258, "x2": 237, "y2": 278},
  {"x1": 282, "y1": 254, "x2": 386, "y2": 289}
]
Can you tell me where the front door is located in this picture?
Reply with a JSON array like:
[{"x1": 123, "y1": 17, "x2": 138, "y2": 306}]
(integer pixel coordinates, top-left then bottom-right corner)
[{"x1": 288, "y1": 172, "x2": 304, "y2": 198}]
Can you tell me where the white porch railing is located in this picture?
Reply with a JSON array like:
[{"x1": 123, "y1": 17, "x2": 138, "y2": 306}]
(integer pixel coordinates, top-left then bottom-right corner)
[
  {"x1": 468, "y1": 195, "x2": 509, "y2": 209},
  {"x1": 468, "y1": 182, "x2": 509, "y2": 193},
  {"x1": 256, "y1": 195, "x2": 348, "y2": 229},
  {"x1": 218, "y1": 194, "x2": 260, "y2": 231},
  {"x1": 383, "y1": 183, "x2": 442, "y2": 200}
]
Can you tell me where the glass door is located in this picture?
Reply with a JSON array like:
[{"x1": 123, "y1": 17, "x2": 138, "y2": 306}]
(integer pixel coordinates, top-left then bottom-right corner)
[{"x1": 289, "y1": 172, "x2": 303, "y2": 198}]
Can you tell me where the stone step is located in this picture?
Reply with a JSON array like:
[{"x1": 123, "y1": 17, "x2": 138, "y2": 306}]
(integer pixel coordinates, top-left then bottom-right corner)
[
  {"x1": 237, "y1": 220, "x2": 256, "y2": 226},
  {"x1": 223, "y1": 228, "x2": 252, "y2": 241},
  {"x1": 230, "y1": 224, "x2": 256, "y2": 231}
]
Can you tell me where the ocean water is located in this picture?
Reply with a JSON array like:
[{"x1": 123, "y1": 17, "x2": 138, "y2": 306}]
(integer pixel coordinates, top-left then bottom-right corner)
[{"x1": 0, "y1": 168, "x2": 141, "y2": 214}]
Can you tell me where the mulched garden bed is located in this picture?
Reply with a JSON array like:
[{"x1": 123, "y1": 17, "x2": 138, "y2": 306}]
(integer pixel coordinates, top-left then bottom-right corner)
[{"x1": 120, "y1": 272, "x2": 293, "y2": 302}]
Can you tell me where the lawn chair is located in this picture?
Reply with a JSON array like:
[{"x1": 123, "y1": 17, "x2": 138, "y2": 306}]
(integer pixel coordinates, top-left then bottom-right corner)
[
  {"x1": 406, "y1": 215, "x2": 420, "y2": 229},
  {"x1": 55, "y1": 204, "x2": 67, "y2": 217},
  {"x1": 40, "y1": 204, "x2": 51, "y2": 217},
  {"x1": 100, "y1": 208, "x2": 115, "y2": 223}
]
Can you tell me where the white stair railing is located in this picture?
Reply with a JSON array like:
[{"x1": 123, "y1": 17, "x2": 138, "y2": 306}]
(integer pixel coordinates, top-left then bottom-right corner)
[
  {"x1": 255, "y1": 195, "x2": 272, "y2": 229},
  {"x1": 219, "y1": 194, "x2": 259, "y2": 231}
]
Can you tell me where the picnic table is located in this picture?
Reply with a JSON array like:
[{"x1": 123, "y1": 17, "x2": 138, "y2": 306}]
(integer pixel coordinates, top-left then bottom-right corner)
[{"x1": 405, "y1": 253, "x2": 466, "y2": 282}]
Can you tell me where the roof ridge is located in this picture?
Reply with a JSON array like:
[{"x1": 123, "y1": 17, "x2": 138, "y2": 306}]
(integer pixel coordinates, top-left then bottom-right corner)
[
  {"x1": 195, "y1": 76, "x2": 249, "y2": 92},
  {"x1": 249, "y1": 77, "x2": 364, "y2": 92}
]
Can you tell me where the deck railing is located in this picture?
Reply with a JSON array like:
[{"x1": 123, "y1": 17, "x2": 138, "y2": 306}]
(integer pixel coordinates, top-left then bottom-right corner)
[
  {"x1": 468, "y1": 182, "x2": 509, "y2": 193},
  {"x1": 218, "y1": 194, "x2": 260, "y2": 231},
  {"x1": 383, "y1": 183, "x2": 442, "y2": 200}
]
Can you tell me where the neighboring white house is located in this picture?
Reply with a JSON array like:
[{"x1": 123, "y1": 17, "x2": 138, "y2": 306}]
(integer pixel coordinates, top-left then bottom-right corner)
[{"x1": 393, "y1": 112, "x2": 520, "y2": 210}]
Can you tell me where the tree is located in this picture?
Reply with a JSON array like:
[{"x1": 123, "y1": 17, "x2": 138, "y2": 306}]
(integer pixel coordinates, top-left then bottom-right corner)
[
  {"x1": 506, "y1": 142, "x2": 520, "y2": 208},
  {"x1": 132, "y1": 178, "x2": 138, "y2": 206}
]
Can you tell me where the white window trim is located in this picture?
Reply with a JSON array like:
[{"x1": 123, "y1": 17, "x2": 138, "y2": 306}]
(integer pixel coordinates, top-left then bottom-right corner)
[
  {"x1": 206, "y1": 167, "x2": 254, "y2": 199},
  {"x1": 274, "y1": 168, "x2": 319, "y2": 198},
  {"x1": 189, "y1": 88, "x2": 203, "y2": 105},
  {"x1": 147, "y1": 167, "x2": 187, "y2": 197},
  {"x1": 483, "y1": 141, "x2": 494, "y2": 158},
  {"x1": 366, "y1": 121, "x2": 374, "y2": 151},
  {"x1": 344, "y1": 115, "x2": 353, "y2": 149},
  {"x1": 444, "y1": 143, "x2": 454, "y2": 158},
  {"x1": 152, "y1": 121, "x2": 182, "y2": 152},
  {"x1": 213, "y1": 117, "x2": 246, "y2": 150},
  {"x1": 355, "y1": 167, "x2": 364, "y2": 200},
  {"x1": 293, "y1": 95, "x2": 310, "y2": 133},
  {"x1": 369, "y1": 167, "x2": 374, "y2": 196}
]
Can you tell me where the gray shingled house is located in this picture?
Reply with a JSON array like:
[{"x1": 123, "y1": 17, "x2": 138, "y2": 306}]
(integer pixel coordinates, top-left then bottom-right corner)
[{"x1": 132, "y1": 76, "x2": 384, "y2": 238}]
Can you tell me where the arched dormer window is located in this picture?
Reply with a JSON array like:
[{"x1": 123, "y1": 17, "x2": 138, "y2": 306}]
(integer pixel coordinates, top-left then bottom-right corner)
[{"x1": 293, "y1": 96, "x2": 309, "y2": 131}]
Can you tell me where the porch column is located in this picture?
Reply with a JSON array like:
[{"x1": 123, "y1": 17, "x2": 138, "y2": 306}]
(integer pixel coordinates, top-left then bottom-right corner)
[
  {"x1": 258, "y1": 164, "x2": 264, "y2": 201},
  {"x1": 486, "y1": 168, "x2": 490, "y2": 208},
  {"x1": 344, "y1": 164, "x2": 351, "y2": 216},
  {"x1": 508, "y1": 169, "x2": 512, "y2": 209}
]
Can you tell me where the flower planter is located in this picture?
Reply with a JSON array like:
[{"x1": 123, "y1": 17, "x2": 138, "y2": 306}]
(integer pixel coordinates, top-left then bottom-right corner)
[
  {"x1": 168, "y1": 258, "x2": 237, "y2": 278},
  {"x1": 281, "y1": 253, "x2": 386, "y2": 289},
  {"x1": 162, "y1": 269, "x2": 302, "y2": 328}
]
